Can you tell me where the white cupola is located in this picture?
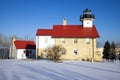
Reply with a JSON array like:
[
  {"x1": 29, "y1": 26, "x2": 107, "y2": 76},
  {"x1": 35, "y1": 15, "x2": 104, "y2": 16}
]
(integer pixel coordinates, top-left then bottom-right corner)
[{"x1": 80, "y1": 8, "x2": 95, "y2": 27}]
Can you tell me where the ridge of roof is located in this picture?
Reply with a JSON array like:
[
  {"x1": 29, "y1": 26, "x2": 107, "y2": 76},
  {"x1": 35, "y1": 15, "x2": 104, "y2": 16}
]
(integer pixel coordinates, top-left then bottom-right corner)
[{"x1": 36, "y1": 25, "x2": 99, "y2": 38}]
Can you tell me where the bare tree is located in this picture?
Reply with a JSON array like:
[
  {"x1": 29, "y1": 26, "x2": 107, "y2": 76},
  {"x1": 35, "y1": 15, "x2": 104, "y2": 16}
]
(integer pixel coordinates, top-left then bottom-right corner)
[
  {"x1": 0, "y1": 33, "x2": 3, "y2": 47},
  {"x1": 116, "y1": 42, "x2": 120, "y2": 48},
  {"x1": 0, "y1": 33, "x2": 11, "y2": 48},
  {"x1": 45, "y1": 45, "x2": 66, "y2": 62},
  {"x1": 24, "y1": 35, "x2": 35, "y2": 41},
  {"x1": 0, "y1": 33, "x2": 11, "y2": 59}
]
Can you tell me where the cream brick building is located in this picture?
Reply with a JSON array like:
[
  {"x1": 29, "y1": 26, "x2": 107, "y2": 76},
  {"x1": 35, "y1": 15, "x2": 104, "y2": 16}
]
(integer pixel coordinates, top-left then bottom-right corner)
[{"x1": 36, "y1": 9, "x2": 101, "y2": 61}]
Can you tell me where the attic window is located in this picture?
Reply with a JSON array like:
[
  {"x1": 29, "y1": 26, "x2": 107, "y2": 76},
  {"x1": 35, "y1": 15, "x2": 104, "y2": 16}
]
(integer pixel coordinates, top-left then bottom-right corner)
[
  {"x1": 74, "y1": 38, "x2": 78, "y2": 43},
  {"x1": 61, "y1": 38, "x2": 65, "y2": 44}
]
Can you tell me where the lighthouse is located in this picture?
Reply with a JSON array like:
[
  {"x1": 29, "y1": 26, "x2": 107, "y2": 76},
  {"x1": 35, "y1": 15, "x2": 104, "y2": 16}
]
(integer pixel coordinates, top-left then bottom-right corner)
[{"x1": 80, "y1": 8, "x2": 95, "y2": 27}]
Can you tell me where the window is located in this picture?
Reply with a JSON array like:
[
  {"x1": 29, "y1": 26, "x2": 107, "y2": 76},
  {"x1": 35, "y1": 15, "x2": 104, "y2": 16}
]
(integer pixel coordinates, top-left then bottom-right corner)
[
  {"x1": 62, "y1": 48, "x2": 66, "y2": 55},
  {"x1": 86, "y1": 38, "x2": 90, "y2": 44},
  {"x1": 24, "y1": 50, "x2": 26, "y2": 53},
  {"x1": 61, "y1": 38, "x2": 65, "y2": 44},
  {"x1": 74, "y1": 48, "x2": 78, "y2": 55},
  {"x1": 23, "y1": 50, "x2": 32, "y2": 57},
  {"x1": 44, "y1": 37, "x2": 48, "y2": 43},
  {"x1": 74, "y1": 38, "x2": 78, "y2": 43}
]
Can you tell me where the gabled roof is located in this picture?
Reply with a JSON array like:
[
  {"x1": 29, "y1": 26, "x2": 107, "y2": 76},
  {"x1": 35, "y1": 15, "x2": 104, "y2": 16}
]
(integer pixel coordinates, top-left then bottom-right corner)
[
  {"x1": 36, "y1": 29, "x2": 52, "y2": 36},
  {"x1": 36, "y1": 25, "x2": 99, "y2": 38},
  {"x1": 14, "y1": 40, "x2": 36, "y2": 49}
]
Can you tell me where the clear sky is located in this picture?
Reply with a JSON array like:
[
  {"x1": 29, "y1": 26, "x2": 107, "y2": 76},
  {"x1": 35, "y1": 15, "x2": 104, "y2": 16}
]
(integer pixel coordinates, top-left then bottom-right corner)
[{"x1": 0, "y1": 0, "x2": 120, "y2": 46}]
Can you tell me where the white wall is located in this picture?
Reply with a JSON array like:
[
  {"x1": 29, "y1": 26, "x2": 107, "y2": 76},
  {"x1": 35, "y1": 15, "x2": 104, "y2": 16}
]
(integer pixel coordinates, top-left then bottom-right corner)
[
  {"x1": 15, "y1": 49, "x2": 36, "y2": 59},
  {"x1": 36, "y1": 36, "x2": 55, "y2": 48},
  {"x1": 16, "y1": 49, "x2": 26, "y2": 59},
  {"x1": 83, "y1": 20, "x2": 93, "y2": 27}
]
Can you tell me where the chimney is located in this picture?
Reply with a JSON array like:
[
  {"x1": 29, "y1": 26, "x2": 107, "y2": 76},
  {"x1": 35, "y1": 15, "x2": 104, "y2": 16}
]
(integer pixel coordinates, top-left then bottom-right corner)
[
  {"x1": 63, "y1": 18, "x2": 67, "y2": 25},
  {"x1": 11, "y1": 36, "x2": 16, "y2": 58}
]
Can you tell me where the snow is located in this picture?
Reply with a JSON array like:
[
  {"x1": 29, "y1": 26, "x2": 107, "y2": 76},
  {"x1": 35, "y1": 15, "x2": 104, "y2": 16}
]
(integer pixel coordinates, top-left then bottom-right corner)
[{"x1": 0, "y1": 59, "x2": 120, "y2": 80}]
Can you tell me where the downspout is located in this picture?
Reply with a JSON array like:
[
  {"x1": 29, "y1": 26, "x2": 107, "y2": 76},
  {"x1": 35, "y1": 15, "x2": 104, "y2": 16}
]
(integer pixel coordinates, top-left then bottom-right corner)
[{"x1": 92, "y1": 38, "x2": 94, "y2": 62}]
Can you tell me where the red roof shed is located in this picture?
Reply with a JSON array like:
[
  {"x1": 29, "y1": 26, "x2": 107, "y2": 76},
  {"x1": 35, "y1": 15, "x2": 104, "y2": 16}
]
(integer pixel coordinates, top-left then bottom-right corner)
[{"x1": 14, "y1": 40, "x2": 36, "y2": 49}]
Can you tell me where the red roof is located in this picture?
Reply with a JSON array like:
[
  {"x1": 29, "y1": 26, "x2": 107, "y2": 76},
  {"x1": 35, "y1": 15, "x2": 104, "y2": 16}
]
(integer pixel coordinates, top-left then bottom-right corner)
[
  {"x1": 36, "y1": 25, "x2": 99, "y2": 38},
  {"x1": 14, "y1": 40, "x2": 36, "y2": 49},
  {"x1": 36, "y1": 29, "x2": 52, "y2": 36}
]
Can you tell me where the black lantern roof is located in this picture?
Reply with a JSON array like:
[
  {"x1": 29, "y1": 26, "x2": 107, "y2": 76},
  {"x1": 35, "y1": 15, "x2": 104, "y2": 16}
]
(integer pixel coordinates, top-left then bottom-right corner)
[{"x1": 80, "y1": 8, "x2": 95, "y2": 20}]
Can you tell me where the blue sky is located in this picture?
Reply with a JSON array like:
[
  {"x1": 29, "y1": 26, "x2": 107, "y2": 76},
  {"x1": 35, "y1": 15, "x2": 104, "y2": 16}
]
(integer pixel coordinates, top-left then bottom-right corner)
[{"x1": 0, "y1": 0, "x2": 120, "y2": 46}]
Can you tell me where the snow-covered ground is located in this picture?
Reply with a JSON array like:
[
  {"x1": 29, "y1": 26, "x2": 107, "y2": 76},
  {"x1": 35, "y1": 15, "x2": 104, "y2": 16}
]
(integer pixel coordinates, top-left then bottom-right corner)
[{"x1": 0, "y1": 59, "x2": 120, "y2": 80}]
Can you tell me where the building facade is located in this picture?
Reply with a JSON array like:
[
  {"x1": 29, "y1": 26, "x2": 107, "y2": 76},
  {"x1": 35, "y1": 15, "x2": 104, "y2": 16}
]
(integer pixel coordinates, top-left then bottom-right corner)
[{"x1": 36, "y1": 9, "x2": 101, "y2": 61}]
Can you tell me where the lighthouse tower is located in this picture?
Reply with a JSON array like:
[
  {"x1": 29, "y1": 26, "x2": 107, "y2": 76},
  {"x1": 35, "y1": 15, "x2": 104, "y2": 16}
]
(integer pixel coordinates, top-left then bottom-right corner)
[{"x1": 80, "y1": 8, "x2": 95, "y2": 27}]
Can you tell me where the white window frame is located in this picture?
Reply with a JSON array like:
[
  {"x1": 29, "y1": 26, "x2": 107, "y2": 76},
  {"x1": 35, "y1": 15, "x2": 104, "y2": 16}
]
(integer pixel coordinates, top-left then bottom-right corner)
[
  {"x1": 86, "y1": 38, "x2": 90, "y2": 44},
  {"x1": 74, "y1": 48, "x2": 78, "y2": 55}
]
